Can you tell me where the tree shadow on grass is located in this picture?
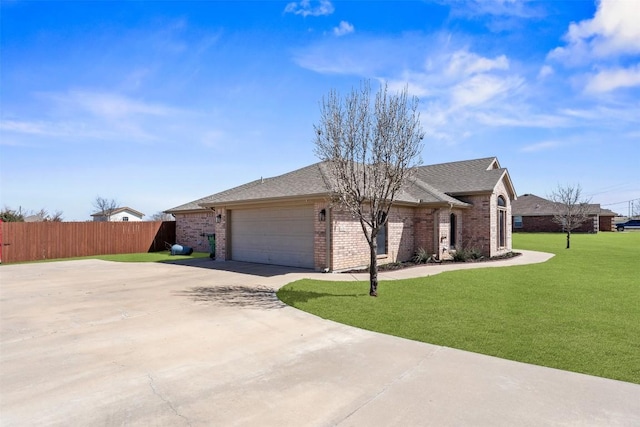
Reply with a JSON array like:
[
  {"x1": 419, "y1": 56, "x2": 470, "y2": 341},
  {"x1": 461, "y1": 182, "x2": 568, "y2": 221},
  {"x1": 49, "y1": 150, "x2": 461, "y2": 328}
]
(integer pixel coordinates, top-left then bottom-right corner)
[
  {"x1": 176, "y1": 285, "x2": 286, "y2": 310},
  {"x1": 277, "y1": 288, "x2": 364, "y2": 306}
]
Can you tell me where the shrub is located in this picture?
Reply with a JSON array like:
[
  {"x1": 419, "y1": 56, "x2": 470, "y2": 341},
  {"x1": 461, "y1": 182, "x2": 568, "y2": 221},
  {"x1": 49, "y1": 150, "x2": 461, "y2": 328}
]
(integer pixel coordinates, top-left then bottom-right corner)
[
  {"x1": 413, "y1": 247, "x2": 434, "y2": 264},
  {"x1": 452, "y1": 247, "x2": 484, "y2": 262}
]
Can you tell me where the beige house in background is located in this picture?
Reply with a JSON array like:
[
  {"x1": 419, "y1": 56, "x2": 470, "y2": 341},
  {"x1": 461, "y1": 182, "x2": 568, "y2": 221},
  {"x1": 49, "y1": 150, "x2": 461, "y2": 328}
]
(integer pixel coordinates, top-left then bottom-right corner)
[{"x1": 165, "y1": 157, "x2": 516, "y2": 271}]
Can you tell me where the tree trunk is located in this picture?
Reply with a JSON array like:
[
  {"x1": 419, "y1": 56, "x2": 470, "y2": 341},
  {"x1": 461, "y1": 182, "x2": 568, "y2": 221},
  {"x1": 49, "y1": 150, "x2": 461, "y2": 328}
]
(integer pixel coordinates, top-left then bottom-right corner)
[
  {"x1": 369, "y1": 240, "x2": 378, "y2": 297},
  {"x1": 566, "y1": 231, "x2": 571, "y2": 249}
]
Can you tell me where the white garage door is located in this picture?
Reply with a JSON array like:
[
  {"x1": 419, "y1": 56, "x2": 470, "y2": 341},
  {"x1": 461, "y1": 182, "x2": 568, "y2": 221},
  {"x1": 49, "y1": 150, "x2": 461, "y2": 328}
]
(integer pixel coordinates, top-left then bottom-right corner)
[{"x1": 231, "y1": 205, "x2": 315, "y2": 269}]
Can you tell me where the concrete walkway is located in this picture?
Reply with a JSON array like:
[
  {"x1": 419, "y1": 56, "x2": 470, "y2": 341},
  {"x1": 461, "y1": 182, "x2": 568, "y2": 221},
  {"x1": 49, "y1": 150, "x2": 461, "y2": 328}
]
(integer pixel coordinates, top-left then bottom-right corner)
[
  {"x1": 1, "y1": 250, "x2": 638, "y2": 426},
  {"x1": 294, "y1": 249, "x2": 556, "y2": 283}
]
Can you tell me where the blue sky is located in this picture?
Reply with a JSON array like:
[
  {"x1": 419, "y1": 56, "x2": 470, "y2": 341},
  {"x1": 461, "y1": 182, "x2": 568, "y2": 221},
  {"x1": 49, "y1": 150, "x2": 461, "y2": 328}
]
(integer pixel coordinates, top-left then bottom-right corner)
[{"x1": 1, "y1": 0, "x2": 638, "y2": 220}]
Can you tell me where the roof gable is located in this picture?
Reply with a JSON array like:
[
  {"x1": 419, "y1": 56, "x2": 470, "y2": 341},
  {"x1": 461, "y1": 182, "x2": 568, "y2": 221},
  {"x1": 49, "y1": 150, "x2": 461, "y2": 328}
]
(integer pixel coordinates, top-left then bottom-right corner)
[
  {"x1": 413, "y1": 157, "x2": 514, "y2": 196},
  {"x1": 91, "y1": 207, "x2": 144, "y2": 218}
]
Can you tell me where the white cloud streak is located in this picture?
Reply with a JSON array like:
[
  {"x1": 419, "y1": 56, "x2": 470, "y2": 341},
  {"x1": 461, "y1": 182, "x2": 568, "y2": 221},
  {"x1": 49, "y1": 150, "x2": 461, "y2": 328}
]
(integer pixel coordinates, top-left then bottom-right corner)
[
  {"x1": 1, "y1": 90, "x2": 189, "y2": 145},
  {"x1": 585, "y1": 65, "x2": 640, "y2": 93},
  {"x1": 284, "y1": 0, "x2": 334, "y2": 17},
  {"x1": 438, "y1": 0, "x2": 546, "y2": 20},
  {"x1": 520, "y1": 140, "x2": 561, "y2": 153},
  {"x1": 333, "y1": 21, "x2": 354, "y2": 37}
]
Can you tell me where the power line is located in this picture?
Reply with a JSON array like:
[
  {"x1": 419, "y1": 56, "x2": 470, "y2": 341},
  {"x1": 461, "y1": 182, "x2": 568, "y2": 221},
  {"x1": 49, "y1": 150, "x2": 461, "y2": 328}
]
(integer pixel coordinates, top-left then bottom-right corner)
[{"x1": 601, "y1": 198, "x2": 640, "y2": 206}]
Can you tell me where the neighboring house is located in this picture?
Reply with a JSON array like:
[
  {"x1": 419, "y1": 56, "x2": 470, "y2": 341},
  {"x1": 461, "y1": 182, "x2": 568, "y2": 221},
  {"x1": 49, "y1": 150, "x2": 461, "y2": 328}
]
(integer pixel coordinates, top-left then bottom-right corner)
[
  {"x1": 166, "y1": 157, "x2": 516, "y2": 271},
  {"x1": 91, "y1": 207, "x2": 144, "y2": 222},
  {"x1": 24, "y1": 214, "x2": 47, "y2": 223},
  {"x1": 511, "y1": 194, "x2": 616, "y2": 233}
]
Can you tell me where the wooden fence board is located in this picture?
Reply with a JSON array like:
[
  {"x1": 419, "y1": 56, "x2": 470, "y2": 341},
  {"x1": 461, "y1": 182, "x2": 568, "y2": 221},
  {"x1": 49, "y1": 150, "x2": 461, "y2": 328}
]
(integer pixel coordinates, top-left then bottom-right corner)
[{"x1": 0, "y1": 221, "x2": 176, "y2": 264}]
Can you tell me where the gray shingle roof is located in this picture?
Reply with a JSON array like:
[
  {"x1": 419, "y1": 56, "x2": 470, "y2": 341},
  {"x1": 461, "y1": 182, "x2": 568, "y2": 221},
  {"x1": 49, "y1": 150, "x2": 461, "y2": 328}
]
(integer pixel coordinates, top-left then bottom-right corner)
[
  {"x1": 199, "y1": 162, "x2": 333, "y2": 205},
  {"x1": 166, "y1": 157, "x2": 511, "y2": 212},
  {"x1": 511, "y1": 194, "x2": 608, "y2": 216},
  {"x1": 164, "y1": 196, "x2": 212, "y2": 213},
  {"x1": 413, "y1": 157, "x2": 509, "y2": 194}
]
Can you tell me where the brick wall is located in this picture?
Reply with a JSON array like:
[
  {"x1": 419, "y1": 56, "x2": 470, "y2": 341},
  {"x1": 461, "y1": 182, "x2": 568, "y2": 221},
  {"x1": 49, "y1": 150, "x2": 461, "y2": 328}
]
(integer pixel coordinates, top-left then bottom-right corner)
[
  {"x1": 314, "y1": 202, "x2": 329, "y2": 271},
  {"x1": 330, "y1": 208, "x2": 370, "y2": 271},
  {"x1": 178, "y1": 191, "x2": 516, "y2": 270},
  {"x1": 459, "y1": 195, "x2": 492, "y2": 256},
  {"x1": 174, "y1": 211, "x2": 216, "y2": 253},
  {"x1": 458, "y1": 189, "x2": 512, "y2": 257},
  {"x1": 329, "y1": 206, "x2": 417, "y2": 271},
  {"x1": 493, "y1": 180, "x2": 513, "y2": 256},
  {"x1": 413, "y1": 207, "x2": 436, "y2": 256},
  {"x1": 215, "y1": 208, "x2": 227, "y2": 260},
  {"x1": 392, "y1": 206, "x2": 417, "y2": 261},
  {"x1": 599, "y1": 215, "x2": 614, "y2": 232},
  {"x1": 514, "y1": 215, "x2": 597, "y2": 233}
]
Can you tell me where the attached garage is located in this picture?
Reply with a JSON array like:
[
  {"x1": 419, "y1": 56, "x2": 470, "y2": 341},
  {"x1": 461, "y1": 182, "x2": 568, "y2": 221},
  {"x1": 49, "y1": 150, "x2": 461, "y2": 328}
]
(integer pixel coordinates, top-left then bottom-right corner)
[{"x1": 230, "y1": 205, "x2": 315, "y2": 269}]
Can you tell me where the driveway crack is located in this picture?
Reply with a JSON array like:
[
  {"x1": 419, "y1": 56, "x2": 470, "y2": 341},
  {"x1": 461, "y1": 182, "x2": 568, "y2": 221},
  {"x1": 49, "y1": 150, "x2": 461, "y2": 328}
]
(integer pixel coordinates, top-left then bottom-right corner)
[
  {"x1": 147, "y1": 374, "x2": 192, "y2": 426},
  {"x1": 336, "y1": 346, "x2": 444, "y2": 425}
]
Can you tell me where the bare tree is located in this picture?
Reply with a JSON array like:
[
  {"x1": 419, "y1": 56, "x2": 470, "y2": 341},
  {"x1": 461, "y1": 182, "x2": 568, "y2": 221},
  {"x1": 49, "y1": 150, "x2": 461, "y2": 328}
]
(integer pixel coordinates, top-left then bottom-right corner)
[
  {"x1": 92, "y1": 196, "x2": 119, "y2": 222},
  {"x1": 548, "y1": 184, "x2": 591, "y2": 249},
  {"x1": 631, "y1": 199, "x2": 640, "y2": 219},
  {"x1": 314, "y1": 81, "x2": 424, "y2": 296},
  {"x1": 151, "y1": 211, "x2": 174, "y2": 221},
  {"x1": 49, "y1": 210, "x2": 64, "y2": 222},
  {"x1": 1, "y1": 207, "x2": 63, "y2": 222}
]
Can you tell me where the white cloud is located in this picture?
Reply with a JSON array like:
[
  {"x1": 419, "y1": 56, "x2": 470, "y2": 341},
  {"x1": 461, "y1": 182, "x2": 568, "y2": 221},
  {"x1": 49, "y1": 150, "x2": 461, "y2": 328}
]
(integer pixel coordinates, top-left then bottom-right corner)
[
  {"x1": 549, "y1": 0, "x2": 640, "y2": 65},
  {"x1": 537, "y1": 65, "x2": 553, "y2": 79},
  {"x1": 386, "y1": 48, "x2": 519, "y2": 112},
  {"x1": 1, "y1": 90, "x2": 195, "y2": 145},
  {"x1": 451, "y1": 74, "x2": 521, "y2": 108},
  {"x1": 440, "y1": 0, "x2": 545, "y2": 19},
  {"x1": 284, "y1": 0, "x2": 334, "y2": 17},
  {"x1": 445, "y1": 50, "x2": 509, "y2": 77},
  {"x1": 0, "y1": 120, "x2": 59, "y2": 136},
  {"x1": 520, "y1": 140, "x2": 561, "y2": 153},
  {"x1": 293, "y1": 31, "x2": 635, "y2": 144},
  {"x1": 333, "y1": 21, "x2": 354, "y2": 37},
  {"x1": 52, "y1": 91, "x2": 176, "y2": 118},
  {"x1": 585, "y1": 65, "x2": 640, "y2": 93}
]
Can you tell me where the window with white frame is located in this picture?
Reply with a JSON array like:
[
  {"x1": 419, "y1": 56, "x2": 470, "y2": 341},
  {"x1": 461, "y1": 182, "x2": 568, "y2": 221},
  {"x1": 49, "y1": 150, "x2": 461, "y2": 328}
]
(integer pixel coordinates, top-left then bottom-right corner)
[
  {"x1": 497, "y1": 196, "x2": 506, "y2": 248},
  {"x1": 514, "y1": 215, "x2": 523, "y2": 228}
]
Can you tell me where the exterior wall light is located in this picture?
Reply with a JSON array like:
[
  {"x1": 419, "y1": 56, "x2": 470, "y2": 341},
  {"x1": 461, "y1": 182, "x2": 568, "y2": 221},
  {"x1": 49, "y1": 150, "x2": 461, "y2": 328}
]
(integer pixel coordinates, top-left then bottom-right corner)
[
  {"x1": 216, "y1": 214, "x2": 222, "y2": 223},
  {"x1": 319, "y1": 209, "x2": 326, "y2": 222}
]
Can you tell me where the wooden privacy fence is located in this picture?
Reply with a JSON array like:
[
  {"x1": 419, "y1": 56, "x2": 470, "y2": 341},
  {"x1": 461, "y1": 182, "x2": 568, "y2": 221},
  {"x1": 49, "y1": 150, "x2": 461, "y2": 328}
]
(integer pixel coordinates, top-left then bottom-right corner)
[{"x1": 0, "y1": 221, "x2": 176, "y2": 264}]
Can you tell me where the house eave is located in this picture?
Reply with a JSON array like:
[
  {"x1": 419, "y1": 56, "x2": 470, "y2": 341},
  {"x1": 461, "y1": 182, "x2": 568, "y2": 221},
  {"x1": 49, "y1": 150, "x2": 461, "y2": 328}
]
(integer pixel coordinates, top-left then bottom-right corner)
[
  {"x1": 199, "y1": 193, "x2": 330, "y2": 209},
  {"x1": 164, "y1": 207, "x2": 210, "y2": 215}
]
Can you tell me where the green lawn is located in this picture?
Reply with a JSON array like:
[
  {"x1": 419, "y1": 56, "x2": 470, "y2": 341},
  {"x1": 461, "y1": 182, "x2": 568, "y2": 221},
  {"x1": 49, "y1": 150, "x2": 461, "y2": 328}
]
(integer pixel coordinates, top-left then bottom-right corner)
[
  {"x1": 5, "y1": 251, "x2": 210, "y2": 264},
  {"x1": 277, "y1": 232, "x2": 640, "y2": 384}
]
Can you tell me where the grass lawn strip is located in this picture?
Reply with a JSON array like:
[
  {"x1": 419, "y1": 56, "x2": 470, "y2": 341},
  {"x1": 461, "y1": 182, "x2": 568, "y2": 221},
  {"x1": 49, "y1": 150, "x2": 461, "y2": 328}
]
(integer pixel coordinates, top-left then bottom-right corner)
[
  {"x1": 277, "y1": 233, "x2": 640, "y2": 384},
  {"x1": 4, "y1": 251, "x2": 210, "y2": 264}
]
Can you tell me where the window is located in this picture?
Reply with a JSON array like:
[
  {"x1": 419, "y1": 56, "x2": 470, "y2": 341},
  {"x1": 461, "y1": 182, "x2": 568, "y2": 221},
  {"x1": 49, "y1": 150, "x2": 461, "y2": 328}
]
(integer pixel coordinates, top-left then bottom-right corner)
[
  {"x1": 514, "y1": 216, "x2": 523, "y2": 228},
  {"x1": 497, "y1": 196, "x2": 506, "y2": 248},
  {"x1": 376, "y1": 212, "x2": 387, "y2": 255},
  {"x1": 122, "y1": 216, "x2": 129, "y2": 222},
  {"x1": 450, "y1": 213, "x2": 457, "y2": 248}
]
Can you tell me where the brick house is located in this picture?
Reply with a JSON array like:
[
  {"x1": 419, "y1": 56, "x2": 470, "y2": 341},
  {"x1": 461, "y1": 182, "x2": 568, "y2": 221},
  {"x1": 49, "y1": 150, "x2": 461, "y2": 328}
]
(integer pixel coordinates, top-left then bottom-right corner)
[
  {"x1": 511, "y1": 194, "x2": 617, "y2": 233},
  {"x1": 165, "y1": 157, "x2": 516, "y2": 271}
]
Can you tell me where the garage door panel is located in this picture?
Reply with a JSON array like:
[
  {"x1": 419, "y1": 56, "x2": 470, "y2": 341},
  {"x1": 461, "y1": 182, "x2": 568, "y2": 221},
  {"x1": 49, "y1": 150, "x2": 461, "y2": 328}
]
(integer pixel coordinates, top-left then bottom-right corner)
[{"x1": 231, "y1": 206, "x2": 314, "y2": 268}]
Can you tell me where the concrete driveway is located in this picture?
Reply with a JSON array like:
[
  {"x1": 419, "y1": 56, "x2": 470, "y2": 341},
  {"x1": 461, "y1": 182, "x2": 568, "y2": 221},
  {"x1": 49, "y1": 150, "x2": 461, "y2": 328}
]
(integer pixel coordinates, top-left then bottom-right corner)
[{"x1": 1, "y1": 256, "x2": 638, "y2": 426}]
